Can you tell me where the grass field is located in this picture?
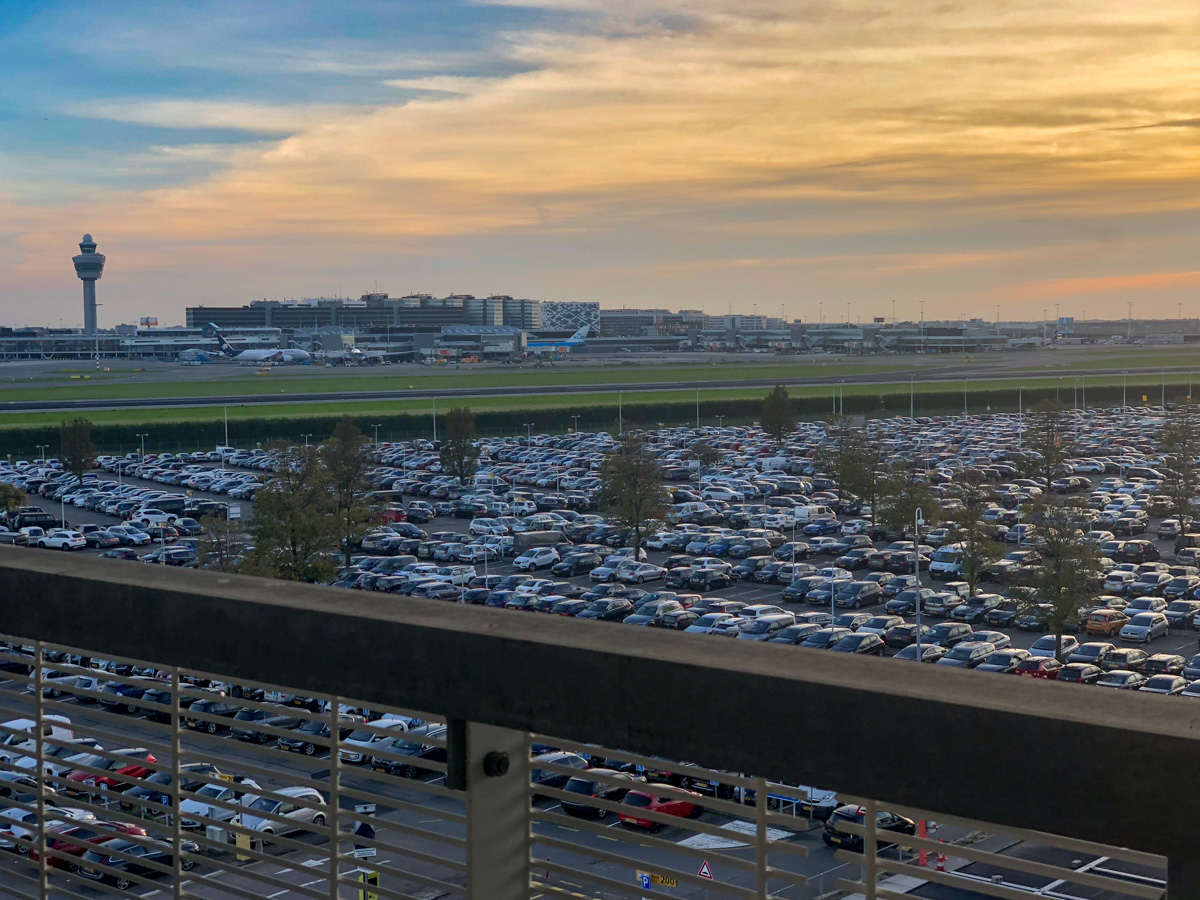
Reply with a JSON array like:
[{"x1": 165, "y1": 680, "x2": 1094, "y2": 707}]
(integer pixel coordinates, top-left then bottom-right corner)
[
  {"x1": 0, "y1": 370, "x2": 1194, "y2": 430},
  {"x1": 0, "y1": 359, "x2": 921, "y2": 401}
]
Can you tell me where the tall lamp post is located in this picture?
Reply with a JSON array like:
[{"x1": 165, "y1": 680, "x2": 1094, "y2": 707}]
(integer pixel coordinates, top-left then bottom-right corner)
[
  {"x1": 524, "y1": 422, "x2": 534, "y2": 441},
  {"x1": 571, "y1": 415, "x2": 580, "y2": 434},
  {"x1": 137, "y1": 433, "x2": 148, "y2": 460},
  {"x1": 302, "y1": 433, "x2": 312, "y2": 449},
  {"x1": 372, "y1": 423, "x2": 382, "y2": 445},
  {"x1": 914, "y1": 508, "x2": 925, "y2": 662},
  {"x1": 36, "y1": 445, "x2": 49, "y2": 464}
]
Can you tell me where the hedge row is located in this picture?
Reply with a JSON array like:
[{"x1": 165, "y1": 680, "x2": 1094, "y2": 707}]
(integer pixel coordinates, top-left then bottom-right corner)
[{"x1": 0, "y1": 382, "x2": 1181, "y2": 458}]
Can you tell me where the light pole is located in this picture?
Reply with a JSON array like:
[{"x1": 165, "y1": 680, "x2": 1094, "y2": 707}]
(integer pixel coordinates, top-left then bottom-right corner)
[
  {"x1": 1162, "y1": 369, "x2": 1166, "y2": 408},
  {"x1": 36, "y1": 445, "x2": 48, "y2": 464},
  {"x1": 914, "y1": 507, "x2": 925, "y2": 663},
  {"x1": 302, "y1": 433, "x2": 312, "y2": 449},
  {"x1": 373, "y1": 423, "x2": 382, "y2": 445},
  {"x1": 716, "y1": 415, "x2": 725, "y2": 429},
  {"x1": 1018, "y1": 386, "x2": 1023, "y2": 448},
  {"x1": 524, "y1": 422, "x2": 533, "y2": 441},
  {"x1": 1123, "y1": 372, "x2": 1127, "y2": 409},
  {"x1": 695, "y1": 390, "x2": 700, "y2": 430},
  {"x1": 571, "y1": 415, "x2": 580, "y2": 434},
  {"x1": 137, "y1": 433, "x2": 148, "y2": 460},
  {"x1": 910, "y1": 377, "x2": 914, "y2": 420},
  {"x1": 432, "y1": 398, "x2": 437, "y2": 442}
]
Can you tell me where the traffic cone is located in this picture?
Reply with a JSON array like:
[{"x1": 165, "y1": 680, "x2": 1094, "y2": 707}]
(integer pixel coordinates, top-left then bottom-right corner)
[{"x1": 936, "y1": 839, "x2": 946, "y2": 872}]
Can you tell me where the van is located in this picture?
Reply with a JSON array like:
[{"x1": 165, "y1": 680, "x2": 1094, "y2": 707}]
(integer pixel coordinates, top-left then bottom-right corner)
[
  {"x1": 928, "y1": 543, "x2": 965, "y2": 579},
  {"x1": 0, "y1": 716, "x2": 73, "y2": 764},
  {"x1": 153, "y1": 496, "x2": 186, "y2": 515},
  {"x1": 512, "y1": 530, "x2": 566, "y2": 553},
  {"x1": 10, "y1": 512, "x2": 58, "y2": 531},
  {"x1": 792, "y1": 505, "x2": 836, "y2": 525}
]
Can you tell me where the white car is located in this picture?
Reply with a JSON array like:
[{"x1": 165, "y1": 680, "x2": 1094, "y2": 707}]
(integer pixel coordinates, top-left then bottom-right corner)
[
  {"x1": 613, "y1": 563, "x2": 666, "y2": 585},
  {"x1": 0, "y1": 806, "x2": 93, "y2": 853},
  {"x1": 236, "y1": 785, "x2": 327, "y2": 837},
  {"x1": 1102, "y1": 571, "x2": 1137, "y2": 595},
  {"x1": 512, "y1": 547, "x2": 560, "y2": 571},
  {"x1": 589, "y1": 558, "x2": 640, "y2": 582},
  {"x1": 179, "y1": 778, "x2": 260, "y2": 829},
  {"x1": 691, "y1": 557, "x2": 732, "y2": 574},
  {"x1": 128, "y1": 509, "x2": 178, "y2": 527},
  {"x1": 338, "y1": 717, "x2": 415, "y2": 763},
  {"x1": 514, "y1": 579, "x2": 556, "y2": 597},
  {"x1": 702, "y1": 487, "x2": 744, "y2": 502},
  {"x1": 1028, "y1": 634, "x2": 1080, "y2": 658},
  {"x1": 841, "y1": 519, "x2": 871, "y2": 536},
  {"x1": 36, "y1": 530, "x2": 86, "y2": 551},
  {"x1": 684, "y1": 613, "x2": 735, "y2": 635},
  {"x1": 432, "y1": 565, "x2": 476, "y2": 586},
  {"x1": 457, "y1": 544, "x2": 500, "y2": 564}
]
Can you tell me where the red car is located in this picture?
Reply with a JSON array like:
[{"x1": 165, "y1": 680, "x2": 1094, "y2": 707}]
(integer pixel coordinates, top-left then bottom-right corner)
[
  {"x1": 618, "y1": 788, "x2": 703, "y2": 832},
  {"x1": 373, "y1": 505, "x2": 408, "y2": 523},
  {"x1": 62, "y1": 749, "x2": 158, "y2": 795},
  {"x1": 33, "y1": 821, "x2": 148, "y2": 869},
  {"x1": 1013, "y1": 657, "x2": 1062, "y2": 679}
]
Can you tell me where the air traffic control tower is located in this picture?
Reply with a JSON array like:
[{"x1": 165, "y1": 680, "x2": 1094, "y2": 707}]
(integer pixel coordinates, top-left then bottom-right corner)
[{"x1": 72, "y1": 234, "x2": 106, "y2": 335}]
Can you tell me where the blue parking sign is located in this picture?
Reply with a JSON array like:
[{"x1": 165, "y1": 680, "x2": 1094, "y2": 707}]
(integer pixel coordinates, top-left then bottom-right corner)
[{"x1": 638, "y1": 872, "x2": 651, "y2": 889}]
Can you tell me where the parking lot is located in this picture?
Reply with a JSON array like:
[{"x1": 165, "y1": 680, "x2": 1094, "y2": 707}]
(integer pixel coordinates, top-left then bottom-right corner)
[{"x1": 0, "y1": 406, "x2": 1192, "y2": 898}]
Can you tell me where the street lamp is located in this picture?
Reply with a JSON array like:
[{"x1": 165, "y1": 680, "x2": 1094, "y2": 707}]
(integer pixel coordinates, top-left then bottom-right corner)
[
  {"x1": 302, "y1": 433, "x2": 312, "y2": 449},
  {"x1": 372, "y1": 423, "x2": 382, "y2": 445},
  {"x1": 137, "y1": 433, "x2": 148, "y2": 460},
  {"x1": 716, "y1": 415, "x2": 725, "y2": 429},
  {"x1": 571, "y1": 415, "x2": 580, "y2": 434},
  {"x1": 524, "y1": 422, "x2": 533, "y2": 441},
  {"x1": 36, "y1": 445, "x2": 48, "y2": 464},
  {"x1": 914, "y1": 507, "x2": 925, "y2": 662}
]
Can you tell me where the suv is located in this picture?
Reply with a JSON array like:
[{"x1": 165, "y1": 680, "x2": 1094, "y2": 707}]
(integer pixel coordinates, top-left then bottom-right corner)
[
  {"x1": 925, "y1": 622, "x2": 973, "y2": 648},
  {"x1": 560, "y1": 769, "x2": 645, "y2": 819}
]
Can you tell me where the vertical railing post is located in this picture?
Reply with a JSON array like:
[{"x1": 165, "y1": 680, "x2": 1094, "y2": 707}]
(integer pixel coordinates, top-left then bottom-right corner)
[
  {"x1": 33, "y1": 642, "x2": 47, "y2": 900},
  {"x1": 755, "y1": 776, "x2": 768, "y2": 900},
  {"x1": 864, "y1": 799, "x2": 878, "y2": 900},
  {"x1": 328, "y1": 696, "x2": 341, "y2": 900},
  {"x1": 457, "y1": 721, "x2": 529, "y2": 900},
  {"x1": 170, "y1": 666, "x2": 183, "y2": 900}
]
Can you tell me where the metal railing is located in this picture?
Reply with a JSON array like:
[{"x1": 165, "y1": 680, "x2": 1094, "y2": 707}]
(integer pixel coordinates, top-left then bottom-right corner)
[{"x1": 0, "y1": 548, "x2": 1189, "y2": 898}]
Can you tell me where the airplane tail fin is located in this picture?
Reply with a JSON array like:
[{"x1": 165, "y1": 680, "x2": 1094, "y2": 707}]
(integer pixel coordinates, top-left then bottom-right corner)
[
  {"x1": 568, "y1": 325, "x2": 590, "y2": 343},
  {"x1": 206, "y1": 325, "x2": 237, "y2": 355}
]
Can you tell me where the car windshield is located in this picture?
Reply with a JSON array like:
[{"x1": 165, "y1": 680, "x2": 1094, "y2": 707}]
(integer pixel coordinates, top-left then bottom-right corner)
[
  {"x1": 194, "y1": 784, "x2": 226, "y2": 799},
  {"x1": 741, "y1": 620, "x2": 773, "y2": 634},
  {"x1": 1031, "y1": 636, "x2": 1055, "y2": 649},
  {"x1": 945, "y1": 647, "x2": 974, "y2": 660},
  {"x1": 623, "y1": 793, "x2": 652, "y2": 808},
  {"x1": 1074, "y1": 645, "x2": 1102, "y2": 657},
  {"x1": 1129, "y1": 613, "x2": 1158, "y2": 625},
  {"x1": 248, "y1": 797, "x2": 279, "y2": 813}
]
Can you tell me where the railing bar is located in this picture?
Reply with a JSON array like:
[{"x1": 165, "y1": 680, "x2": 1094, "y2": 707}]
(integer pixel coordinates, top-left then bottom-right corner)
[
  {"x1": 539, "y1": 857, "x2": 759, "y2": 900},
  {"x1": 529, "y1": 788, "x2": 759, "y2": 840},
  {"x1": 32, "y1": 639, "x2": 46, "y2": 900},
  {"x1": 530, "y1": 810, "x2": 758, "y2": 872},
  {"x1": 327, "y1": 692, "x2": 340, "y2": 900}
]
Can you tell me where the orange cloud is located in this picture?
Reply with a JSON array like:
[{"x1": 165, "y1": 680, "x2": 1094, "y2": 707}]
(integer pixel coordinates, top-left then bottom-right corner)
[{"x1": 1000, "y1": 271, "x2": 1200, "y2": 302}]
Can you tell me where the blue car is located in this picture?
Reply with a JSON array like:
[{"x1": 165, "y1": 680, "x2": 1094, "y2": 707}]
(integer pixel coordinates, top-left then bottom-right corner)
[{"x1": 804, "y1": 518, "x2": 842, "y2": 537}]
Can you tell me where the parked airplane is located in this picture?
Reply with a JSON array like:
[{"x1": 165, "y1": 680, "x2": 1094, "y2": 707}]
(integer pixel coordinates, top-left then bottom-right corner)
[
  {"x1": 525, "y1": 325, "x2": 590, "y2": 353},
  {"x1": 206, "y1": 324, "x2": 312, "y2": 364}
]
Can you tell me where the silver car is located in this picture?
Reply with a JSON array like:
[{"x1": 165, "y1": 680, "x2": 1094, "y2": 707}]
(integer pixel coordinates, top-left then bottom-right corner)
[
  {"x1": 236, "y1": 785, "x2": 327, "y2": 836},
  {"x1": 1119, "y1": 612, "x2": 1170, "y2": 643}
]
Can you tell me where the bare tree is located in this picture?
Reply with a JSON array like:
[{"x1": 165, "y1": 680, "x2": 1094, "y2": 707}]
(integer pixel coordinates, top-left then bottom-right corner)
[
  {"x1": 597, "y1": 433, "x2": 670, "y2": 556},
  {"x1": 59, "y1": 418, "x2": 97, "y2": 487},
  {"x1": 322, "y1": 416, "x2": 376, "y2": 568},
  {"x1": 1158, "y1": 401, "x2": 1200, "y2": 523},
  {"x1": 249, "y1": 446, "x2": 338, "y2": 582}
]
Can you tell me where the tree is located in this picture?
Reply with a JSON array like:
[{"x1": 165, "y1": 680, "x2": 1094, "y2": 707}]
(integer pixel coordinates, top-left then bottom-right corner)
[
  {"x1": 761, "y1": 385, "x2": 797, "y2": 447},
  {"x1": 249, "y1": 446, "x2": 338, "y2": 582},
  {"x1": 1019, "y1": 402, "x2": 1074, "y2": 497},
  {"x1": 195, "y1": 513, "x2": 246, "y2": 573},
  {"x1": 439, "y1": 407, "x2": 480, "y2": 485},
  {"x1": 597, "y1": 433, "x2": 670, "y2": 556},
  {"x1": 1011, "y1": 501, "x2": 1102, "y2": 660},
  {"x1": 876, "y1": 461, "x2": 940, "y2": 537},
  {"x1": 816, "y1": 416, "x2": 888, "y2": 518},
  {"x1": 689, "y1": 440, "x2": 722, "y2": 487},
  {"x1": 945, "y1": 482, "x2": 1005, "y2": 598},
  {"x1": 59, "y1": 418, "x2": 97, "y2": 486},
  {"x1": 322, "y1": 416, "x2": 376, "y2": 568},
  {"x1": 1158, "y1": 401, "x2": 1200, "y2": 522},
  {"x1": 0, "y1": 484, "x2": 25, "y2": 516}
]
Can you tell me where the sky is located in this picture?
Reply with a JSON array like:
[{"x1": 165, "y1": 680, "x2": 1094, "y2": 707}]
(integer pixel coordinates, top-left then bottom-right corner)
[{"x1": 1, "y1": 0, "x2": 1199, "y2": 328}]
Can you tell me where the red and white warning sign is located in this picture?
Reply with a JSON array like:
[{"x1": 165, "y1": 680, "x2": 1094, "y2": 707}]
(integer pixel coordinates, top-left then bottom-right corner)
[{"x1": 698, "y1": 859, "x2": 713, "y2": 880}]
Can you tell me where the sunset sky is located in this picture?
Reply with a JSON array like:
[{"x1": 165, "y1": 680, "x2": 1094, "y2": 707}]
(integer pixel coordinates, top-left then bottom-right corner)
[{"x1": 2, "y1": 0, "x2": 1199, "y2": 327}]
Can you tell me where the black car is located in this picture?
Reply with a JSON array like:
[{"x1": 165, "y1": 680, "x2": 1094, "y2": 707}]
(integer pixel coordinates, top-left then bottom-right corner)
[
  {"x1": 120, "y1": 763, "x2": 220, "y2": 813},
  {"x1": 576, "y1": 598, "x2": 634, "y2": 621},
  {"x1": 925, "y1": 622, "x2": 973, "y2": 648},
  {"x1": 183, "y1": 699, "x2": 243, "y2": 734},
  {"x1": 279, "y1": 716, "x2": 363, "y2": 756},
  {"x1": 1015, "y1": 604, "x2": 1053, "y2": 631},
  {"x1": 550, "y1": 599, "x2": 590, "y2": 617},
  {"x1": 798, "y1": 627, "x2": 852, "y2": 650},
  {"x1": 1142, "y1": 653, "x2": 1187, "y2": 676},
  {"x1": 1058, "y1": 663, "x2": 1103, "y2": 684},
  {"x1": 731, "y1": 557, "x2": 771, "y2": 581},
  {"x1": 975, "y1": 648, "x2": 1033, "y2": 673},
  {"x1": 829, "y1": 632, "x2": 885, "y2": 655},
  {"x1": 371, "y1": 724, "x2": 449, "y2": 779},
  {"x1": 78, "y1": 837, "x2": 200, "y2": 889},
  {"x1": 823, "y1": 805, "x2": 915, "y2": 851},
  {"x1": 689, "y1": 570, "x2": 732, "y2": 592},
  {"x1": 551, "y1": 553, "x2": 602, "y2": 577},
  {"x1": 229, "y1": 707, "x2": 303, "y2": 743},
  {"x1": 560, "y1": 769, "x2": 645, "y2": 819},
  {"x1": 1103, "y1": 647, "x2": 1150, "y2": 673},
  {"x1": 983, "y1": 600, "x2": 1020, "y2": 627},
  {"x1": 885, "y1": 623, "x2": 931, "y2": 649},
  {"x1": 768, "y1": 623, "x2": 823, "y2": 645}
]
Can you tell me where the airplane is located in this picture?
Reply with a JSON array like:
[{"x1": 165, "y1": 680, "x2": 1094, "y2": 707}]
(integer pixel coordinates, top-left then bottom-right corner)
[
  {"x1": 204, "y1": 324, "x2": 312, "y2": 364},
  {"x1": 525, "y1": 325, "x2": 590, "y2": 353}
]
